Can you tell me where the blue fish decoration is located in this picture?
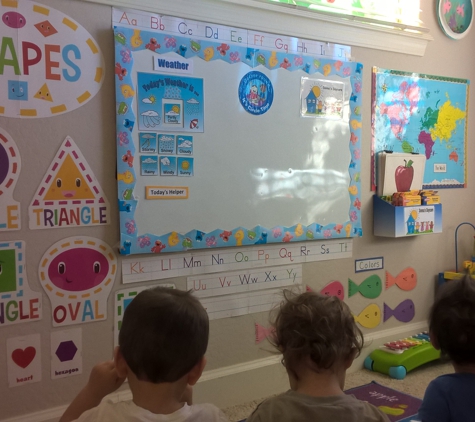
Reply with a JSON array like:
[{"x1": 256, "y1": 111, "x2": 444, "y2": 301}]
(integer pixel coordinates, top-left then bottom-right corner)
[{"x1": 383, "y1": 299, "x2": 415, "y2": 323}]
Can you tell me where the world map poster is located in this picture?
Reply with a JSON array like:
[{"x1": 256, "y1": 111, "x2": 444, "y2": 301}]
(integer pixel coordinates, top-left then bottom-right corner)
[{"x1": 371, "y1": 67, "x2": 469, "y2": 189}]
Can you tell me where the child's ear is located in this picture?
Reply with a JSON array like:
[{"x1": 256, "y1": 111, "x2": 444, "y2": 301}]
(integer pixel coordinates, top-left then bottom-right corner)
[
  {"x1": 187, "y1": 356, "x2": 207, "y2": 386},
  {"x1": 429, "y1": 331, "x2": 440, "y2": 350},
  {"x1": 114, "y1": 346, "x2": 128, "y2": 378},
  {"x1": 344, "y1": 348, "x2": 358, "y2": 369}
]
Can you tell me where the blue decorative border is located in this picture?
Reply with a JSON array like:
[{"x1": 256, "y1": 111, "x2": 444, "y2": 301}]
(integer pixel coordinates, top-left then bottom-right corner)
[{"x1": 114, "y1": 26, "x2": 363, "y2": 255}]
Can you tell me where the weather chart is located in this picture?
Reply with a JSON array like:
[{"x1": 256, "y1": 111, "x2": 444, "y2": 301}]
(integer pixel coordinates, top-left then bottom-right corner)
[{"x1": 113, "y1": 8, "x2": 364, "y2": 256}]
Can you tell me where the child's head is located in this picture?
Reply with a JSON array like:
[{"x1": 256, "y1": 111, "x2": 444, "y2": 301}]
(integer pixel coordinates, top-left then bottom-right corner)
[
  {"x1": 270, "y1": 290, "x2": 363, "y2": 379},
  {"x1": 429, "y1": 274, "x2": 475, "y2": 366},
  {"x1": 118, "y1": 287, "x2": 209, "y2": 383}
]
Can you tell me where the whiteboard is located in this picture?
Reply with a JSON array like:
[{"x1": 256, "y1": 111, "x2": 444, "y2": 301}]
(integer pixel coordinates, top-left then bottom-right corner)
[{"x1": 115, "y1": 25, "x2": 363, "y2": 255}]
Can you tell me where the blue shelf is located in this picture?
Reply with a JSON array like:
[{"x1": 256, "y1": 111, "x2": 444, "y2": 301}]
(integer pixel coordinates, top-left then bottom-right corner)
[{"x1": 373, "y1": 196, "x2": 442, "y2": 238}]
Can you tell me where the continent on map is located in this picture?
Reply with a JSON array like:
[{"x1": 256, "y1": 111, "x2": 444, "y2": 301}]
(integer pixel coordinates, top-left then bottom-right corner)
[
  {"x1": 429, "y1": 100, "x2": 466, "y2": 143},
  {"x1": 379, "y1": 81, "x2": 420, "y2": 140}
]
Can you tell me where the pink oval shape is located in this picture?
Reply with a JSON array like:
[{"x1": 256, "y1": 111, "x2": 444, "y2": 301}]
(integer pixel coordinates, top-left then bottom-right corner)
[
  {"x1": 2, "y1": 11, "x2": 26, "y2": 29},
  {"x1": 47, "y1": 248, "x2": 109, "y2": 291}
]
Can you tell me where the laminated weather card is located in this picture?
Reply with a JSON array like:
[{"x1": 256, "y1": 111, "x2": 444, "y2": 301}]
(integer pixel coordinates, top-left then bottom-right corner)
[
  {"x1": 38, "y1": 236, "x2": 116, "y2": 327},
  {"x1": 113, "y1": 8, "x2": 363, "y2": 255},
  {"x1": 0, "y1": 127, "x2": 21, "y2": 231},
  {"x1": 0, "y1": 241, "x2": 42, "y2": 327},
  {"x1": 29, "y1": 136, "x2": 110, "y2": 230},
  {"x1": 0, "y1": 0, "x2": 104, "y2": 118}
]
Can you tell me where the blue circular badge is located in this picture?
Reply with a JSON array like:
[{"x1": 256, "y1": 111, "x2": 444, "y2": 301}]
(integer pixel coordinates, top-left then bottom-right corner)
[{"x1": 238, "y1": 71, "x2": 274, "y2": 115}]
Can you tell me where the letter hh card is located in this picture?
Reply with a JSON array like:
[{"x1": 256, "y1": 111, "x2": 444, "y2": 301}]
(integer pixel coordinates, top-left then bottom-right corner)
[
  {"x1": 51, "y1": 328, "x2": 82, "y2": 379},
  {"x1": 7, "y1": 334, "x2": 42, "y2": 388}
]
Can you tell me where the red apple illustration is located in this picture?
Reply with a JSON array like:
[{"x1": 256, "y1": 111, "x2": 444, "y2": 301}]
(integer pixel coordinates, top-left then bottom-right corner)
[{"x1": 395, "y1": 159, "x2": 414, "y2": 192}]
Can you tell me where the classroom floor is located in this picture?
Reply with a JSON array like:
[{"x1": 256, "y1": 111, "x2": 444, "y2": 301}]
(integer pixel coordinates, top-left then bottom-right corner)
[{"x1": 221, "y1": 358, "x2": 453, "y2": 421}]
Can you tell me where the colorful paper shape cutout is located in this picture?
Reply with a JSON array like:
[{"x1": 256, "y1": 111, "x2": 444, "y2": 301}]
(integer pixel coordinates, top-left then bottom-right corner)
[
  {"x1": 0, "y1": 241, "x2": 42, "y2": 327},
  {"x1": 29, "y1": 136, "x2": 110, "y2": 229},
  {"x1": 255, "y1": 323, "x2": 275, "y2": 344},
  {"x1": 348, "y1": 274, "x2": 382, "y2": 299},
  {"x1": 0, "y1": 127, "x2": 21, "y2": 231},
  {"x1": 353, "y1": 303, "x2": 381, "y2": 329},
  {"x1": 383, "y1": 299, "x2": 415, "y2": 323},
  {"x1": 51, "y1": 328, "x2": 82, "y2": 379},
  {"x1": 386, "y1": 267, "x2": 417, "y2": 291},
  {"x1": 114, "y1": 284, "x2": 175, "y2": 347},
  {"x1": 7, "y1": 333, "x2": 42, "y2": 387},
  {"x1": 0, "y1": 0, "x2": 104, "y2": 118},
  {"x1": 39, "y1": 236, "x2": 116, "y2": 327},
  {"x1": 320, "y1": 280, "x2": 345, "y2": 300}
]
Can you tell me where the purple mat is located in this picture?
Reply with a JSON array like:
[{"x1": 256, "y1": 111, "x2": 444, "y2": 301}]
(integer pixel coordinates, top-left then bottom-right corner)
[{"x1": 345, "y1": 381, "x2": 421, "y2": 421}]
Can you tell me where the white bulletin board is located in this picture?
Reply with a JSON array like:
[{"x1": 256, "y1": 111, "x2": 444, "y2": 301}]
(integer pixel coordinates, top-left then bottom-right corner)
[{"x1": 114, "y1": 9, "x2": 363, "y2": 255}]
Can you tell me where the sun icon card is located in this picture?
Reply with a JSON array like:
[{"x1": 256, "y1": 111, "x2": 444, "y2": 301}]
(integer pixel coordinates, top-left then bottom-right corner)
[
  {"x1": 177, "y1": 157, "x2": 194, "y2": 177},
  {"x1": 28, "y1": 136, "x2": 110, "y2": 230}
]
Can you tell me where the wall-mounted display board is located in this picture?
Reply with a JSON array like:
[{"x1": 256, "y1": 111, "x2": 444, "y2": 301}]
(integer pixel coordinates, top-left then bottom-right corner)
[
  {"x1": 113, "y1": 8, "x2": 363, "y2": 255},
  {"x1": 371, "y1": 67, "x2": 469, "y2": 190}
]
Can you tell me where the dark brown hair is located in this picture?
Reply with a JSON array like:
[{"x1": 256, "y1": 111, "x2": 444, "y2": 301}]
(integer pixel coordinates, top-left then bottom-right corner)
[
  {"x1": 270, "y1": 290, "x2": 363, "y2": 378},
  {"x1": 119, "y1": 287, "x2": 209, "y2": 383},
  {"x1": 429, "y1": 273, "x2": 475, "y2": 365}
]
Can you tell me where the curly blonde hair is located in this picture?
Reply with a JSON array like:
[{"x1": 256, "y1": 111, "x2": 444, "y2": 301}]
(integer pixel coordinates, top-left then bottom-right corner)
[{"x1": 270, "y1": 290, "x2": 363, "y2": 379}]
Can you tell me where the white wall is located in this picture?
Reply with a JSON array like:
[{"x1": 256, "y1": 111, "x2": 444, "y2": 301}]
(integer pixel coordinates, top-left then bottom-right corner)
[{"x1": 1, "y1": 0, "x2": 475, "y2": 420}]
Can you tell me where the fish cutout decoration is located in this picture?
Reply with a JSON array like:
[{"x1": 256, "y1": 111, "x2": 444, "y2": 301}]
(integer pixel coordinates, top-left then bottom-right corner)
[
  {"x1": 255, "y1": 323, "x2": 276, "y2": 344},
  {"x1": 348, "y1": 275, "x2": 382, "y2": 299},
  {"x1": 386, "y1": 267, "x2": 417, "y2": 291},
  {"x1": 384, "y1": 299, "x2": 415, "y2": 323},
  {"x1": 353, "y1": 304, "x2": 381, "y2": 329},
  {"x1": 320, "y1": 280, "x2": 345, "y2": 300}
]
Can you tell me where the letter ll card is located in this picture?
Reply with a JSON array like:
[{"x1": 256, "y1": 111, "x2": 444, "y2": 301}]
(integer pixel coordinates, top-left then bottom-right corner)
[
  {"x1": 7, "y1": 333, "x2": 41, "y2": 387},
  {"x1": 51, "y1": 328, "x2": 82, "y2": 379}
]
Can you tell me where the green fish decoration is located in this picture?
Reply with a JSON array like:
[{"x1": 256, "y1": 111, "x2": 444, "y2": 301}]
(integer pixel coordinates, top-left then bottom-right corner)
[{"x1": 348, "y1": 274, "x2": 382, "y2": 299}]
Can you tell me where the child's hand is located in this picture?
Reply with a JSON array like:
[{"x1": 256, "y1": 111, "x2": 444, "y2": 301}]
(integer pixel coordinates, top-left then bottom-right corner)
[
  {"x1": 85, "y1": 360, "x2": 126, "y2": 399},
  {"x1": 59, "y1": 360, "x2": 126, "y2": 422}
]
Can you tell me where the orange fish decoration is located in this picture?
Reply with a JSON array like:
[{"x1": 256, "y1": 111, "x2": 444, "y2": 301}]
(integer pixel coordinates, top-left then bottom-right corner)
[{"x1": 386, "y1": 267, "x2": 417, "y2": 291}]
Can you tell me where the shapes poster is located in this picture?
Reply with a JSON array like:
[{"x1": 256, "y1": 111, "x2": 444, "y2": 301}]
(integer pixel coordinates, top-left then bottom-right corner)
[
  {"x1": 137, "y1": 71, "x2": 204, "y2": 132},
  {"x1": 0, "y1": 241, "x2": 42, "y2": 327},
  {"x1": 51, "y1": 328, "x2": 82, "y2": 379},
  {"x1": 0, "y1": 127, "x2": 21, "y2": 231},
  {"x1": 372, "y1": 67, "x2": 469, "y2": 189},
  {"x1": 7, "y1": 333, "x2": 41, "y2": 387},
  {"x1": 29, "y1": 136, "x2": 110, "y2": 229},
  {"x1": 0, "y1": 0, "x2": 104, "y2": 118},
  {"x1": 39, "y1": 236, "x2": 116, "y2": 327}
]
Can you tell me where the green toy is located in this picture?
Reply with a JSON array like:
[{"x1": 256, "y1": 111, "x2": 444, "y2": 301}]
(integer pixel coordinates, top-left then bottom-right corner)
[{"x1": 364, "y1": 332, "x2": 440, "y2": 379}]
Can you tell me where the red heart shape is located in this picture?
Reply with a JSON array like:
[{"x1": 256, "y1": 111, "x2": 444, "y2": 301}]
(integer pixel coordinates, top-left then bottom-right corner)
[{"x1": 12, "y1": 347, "x2": 36, "y2": 369}]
